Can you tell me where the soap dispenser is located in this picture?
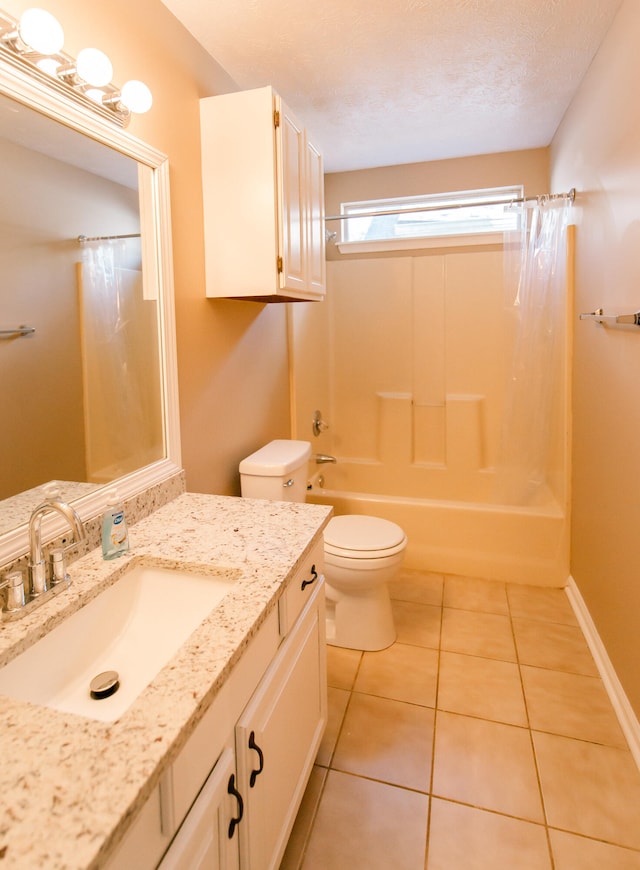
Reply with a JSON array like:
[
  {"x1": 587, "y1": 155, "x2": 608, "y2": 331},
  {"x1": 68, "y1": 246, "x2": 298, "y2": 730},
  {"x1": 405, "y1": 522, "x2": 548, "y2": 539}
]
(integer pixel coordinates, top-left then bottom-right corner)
[{"x1": 101, "y1": 490, "x2": 129, "y2": 560}]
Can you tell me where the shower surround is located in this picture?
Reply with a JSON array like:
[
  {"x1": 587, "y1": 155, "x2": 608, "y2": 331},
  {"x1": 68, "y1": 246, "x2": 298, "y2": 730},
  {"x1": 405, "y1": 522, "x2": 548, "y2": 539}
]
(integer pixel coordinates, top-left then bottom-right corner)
[{"x1": 291, "y1": 239, "x2": 572, "y2": 587}]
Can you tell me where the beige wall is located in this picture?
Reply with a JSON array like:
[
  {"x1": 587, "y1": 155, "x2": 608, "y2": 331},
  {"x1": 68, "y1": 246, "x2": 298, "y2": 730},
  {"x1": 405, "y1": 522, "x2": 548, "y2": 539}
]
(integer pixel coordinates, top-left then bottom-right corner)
[
  {"x1": 4, "y1": 0, "x2": 292, "y2": 498},
  {"x1": 551, "y1": 0, "x2": 640, "y2": 717}
]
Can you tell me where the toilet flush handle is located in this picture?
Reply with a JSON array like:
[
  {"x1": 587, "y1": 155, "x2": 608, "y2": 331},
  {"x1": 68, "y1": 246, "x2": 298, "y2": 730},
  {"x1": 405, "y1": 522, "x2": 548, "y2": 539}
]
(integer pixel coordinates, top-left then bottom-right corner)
[{"x1": 283, "y1": 479, "x2": 294, "y2": 488}]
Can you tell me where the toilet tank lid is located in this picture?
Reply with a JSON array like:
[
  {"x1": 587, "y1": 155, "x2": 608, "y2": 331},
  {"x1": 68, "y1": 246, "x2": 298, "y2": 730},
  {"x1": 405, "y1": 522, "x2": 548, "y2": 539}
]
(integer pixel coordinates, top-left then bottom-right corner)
[
  {"x1": 239, "y1": 440, "x2": 312, "y2": 476},
  {"x1": 324, "y1": 515, "x2": 406, "y2": 552}
]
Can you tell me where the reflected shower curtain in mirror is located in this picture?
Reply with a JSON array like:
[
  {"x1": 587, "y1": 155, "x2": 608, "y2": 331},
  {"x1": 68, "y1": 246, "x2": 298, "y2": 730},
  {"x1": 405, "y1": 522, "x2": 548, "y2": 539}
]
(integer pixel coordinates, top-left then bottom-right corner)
[
  {"x1": 78, "y1": 239, "x2": 163, "y2": 482},
  {"x1": 495, "y1": 198, "x2": 570, "y2": 505}
]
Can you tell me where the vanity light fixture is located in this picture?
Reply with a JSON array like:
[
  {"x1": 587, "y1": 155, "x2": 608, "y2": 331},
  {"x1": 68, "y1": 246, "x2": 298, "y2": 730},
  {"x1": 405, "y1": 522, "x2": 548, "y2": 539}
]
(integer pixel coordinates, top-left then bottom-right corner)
[{"x1": 0, "y1": 6, "x2": 152, "y2": 126}]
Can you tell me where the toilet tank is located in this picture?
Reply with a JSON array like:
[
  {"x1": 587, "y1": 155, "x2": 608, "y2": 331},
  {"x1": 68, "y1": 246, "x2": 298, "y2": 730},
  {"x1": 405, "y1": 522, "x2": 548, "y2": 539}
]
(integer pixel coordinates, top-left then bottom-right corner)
[{"x1": 239, "y1": 440, "x2": 312, "y2": 503}]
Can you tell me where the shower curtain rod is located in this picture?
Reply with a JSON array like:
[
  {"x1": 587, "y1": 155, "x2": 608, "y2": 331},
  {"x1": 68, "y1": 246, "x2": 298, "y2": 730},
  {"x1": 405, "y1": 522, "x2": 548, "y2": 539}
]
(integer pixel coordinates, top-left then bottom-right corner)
[
  {"x1": 77, "y1": 233, "x2": 141, "y2": 243},
  {"x1": 324, "y1": 188, "x2": 576, "y2": 222}
]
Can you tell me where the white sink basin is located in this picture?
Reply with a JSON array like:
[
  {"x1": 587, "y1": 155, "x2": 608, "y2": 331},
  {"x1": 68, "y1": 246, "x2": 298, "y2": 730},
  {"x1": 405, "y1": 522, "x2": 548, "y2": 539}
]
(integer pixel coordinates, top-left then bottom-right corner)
[{"x1": 0, "y1": 562, "x2": 240, "y2": 722}]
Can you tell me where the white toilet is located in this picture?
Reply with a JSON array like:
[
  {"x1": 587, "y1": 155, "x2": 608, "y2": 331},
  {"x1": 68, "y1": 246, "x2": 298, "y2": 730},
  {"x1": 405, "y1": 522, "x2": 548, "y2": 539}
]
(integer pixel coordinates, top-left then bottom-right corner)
[{"x1": 239, "y1": 439, "x2": 407, "y2": 651}]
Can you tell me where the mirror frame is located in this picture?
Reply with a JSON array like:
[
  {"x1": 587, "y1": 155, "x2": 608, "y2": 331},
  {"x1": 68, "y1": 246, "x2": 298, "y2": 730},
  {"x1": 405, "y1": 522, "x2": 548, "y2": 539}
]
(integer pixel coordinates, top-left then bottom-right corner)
[{"x1": 0, "y1": 49, "x2": 182, "y2": 565}]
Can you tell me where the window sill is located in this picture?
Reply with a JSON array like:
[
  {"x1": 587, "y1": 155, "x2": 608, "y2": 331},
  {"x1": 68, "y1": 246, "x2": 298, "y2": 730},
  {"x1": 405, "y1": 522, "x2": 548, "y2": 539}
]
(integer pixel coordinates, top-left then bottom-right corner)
[{"x1": 335, "y1": 232, "x2": 505, "y2": 255}]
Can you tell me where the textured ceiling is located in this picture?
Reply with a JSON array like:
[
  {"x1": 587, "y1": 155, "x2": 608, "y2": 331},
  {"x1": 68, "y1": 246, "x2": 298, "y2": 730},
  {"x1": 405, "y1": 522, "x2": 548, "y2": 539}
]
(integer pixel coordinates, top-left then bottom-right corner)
[{"x1": 161, "y1": 0, "x2": 623, "y2": 173}]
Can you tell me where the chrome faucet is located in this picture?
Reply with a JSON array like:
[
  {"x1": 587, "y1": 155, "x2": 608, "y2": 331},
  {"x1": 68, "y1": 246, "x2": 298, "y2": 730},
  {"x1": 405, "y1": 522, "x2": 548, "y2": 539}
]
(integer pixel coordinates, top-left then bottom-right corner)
[{"x1": 28, "y1": 500, "x2": 86, "y2": 598}]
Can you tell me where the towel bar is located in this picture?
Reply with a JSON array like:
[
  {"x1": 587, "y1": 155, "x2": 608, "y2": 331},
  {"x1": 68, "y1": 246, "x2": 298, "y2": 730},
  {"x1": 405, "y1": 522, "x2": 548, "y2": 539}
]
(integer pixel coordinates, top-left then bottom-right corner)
[
  {"x1": 0, "y1": 326, "x2": 36, "y2": 338},
  {"x1": 579, "y1": 309, "x2": 640, "y2": 327}
]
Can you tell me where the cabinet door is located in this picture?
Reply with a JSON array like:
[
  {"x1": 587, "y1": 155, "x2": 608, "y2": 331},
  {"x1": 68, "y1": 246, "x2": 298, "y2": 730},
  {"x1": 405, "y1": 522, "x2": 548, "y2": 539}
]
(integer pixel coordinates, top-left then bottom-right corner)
[
  {"x1": 103, "y1": 780, "x2": 172, "y2": 870},
  {"x1": 278, "y1": 101, "x2": 307, "y2": 295},
  {"x1": 200, "y1": 87, "x2": 280, "y2": 299},
  {"x1": 306, "y1": 137, "x2": 326, "y2": 298},
  {"x1": 160, "y1": 748, "x2": 240, "y2": 870},
  {"x1": 236, "y1": 587, "x2": 326, "y2": 870}
]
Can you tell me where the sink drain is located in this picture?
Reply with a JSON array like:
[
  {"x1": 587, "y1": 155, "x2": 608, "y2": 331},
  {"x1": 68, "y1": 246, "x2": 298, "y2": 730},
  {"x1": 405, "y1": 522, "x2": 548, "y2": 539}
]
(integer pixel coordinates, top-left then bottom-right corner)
[{"x1": 90, "y1": 670, "x2": 120, "y2": 700}]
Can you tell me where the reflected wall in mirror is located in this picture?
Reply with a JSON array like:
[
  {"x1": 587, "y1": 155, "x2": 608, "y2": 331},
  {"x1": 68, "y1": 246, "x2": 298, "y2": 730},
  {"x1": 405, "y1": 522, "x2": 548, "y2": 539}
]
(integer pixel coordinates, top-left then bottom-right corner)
[{"x1": 0, "y1": 54, "x2": 180, "y2": 555}]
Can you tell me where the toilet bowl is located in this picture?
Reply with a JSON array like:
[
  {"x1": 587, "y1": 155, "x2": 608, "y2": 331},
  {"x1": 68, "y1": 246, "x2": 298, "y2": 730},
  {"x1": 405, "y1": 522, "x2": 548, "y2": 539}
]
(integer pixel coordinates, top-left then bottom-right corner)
[
  {"x1": 239, "y1": 440, "x2": 408, "y2": 652},
  {"x1": 323, "y1": 514, "x2": 406, "y2": 651}
]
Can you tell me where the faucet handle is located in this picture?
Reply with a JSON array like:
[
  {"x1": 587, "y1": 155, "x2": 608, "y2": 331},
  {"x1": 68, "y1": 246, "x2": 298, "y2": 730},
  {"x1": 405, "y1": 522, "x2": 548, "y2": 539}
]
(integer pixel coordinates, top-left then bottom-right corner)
[
  {"x1": 1, "y1": 570, "x2": 26, "y2": 613},
  {"x1": 49, "y1": 548, "x2": 70, "y2": 586},
  {"x1": 312, "y1": 410, "x2": 329, "y2": 437}
]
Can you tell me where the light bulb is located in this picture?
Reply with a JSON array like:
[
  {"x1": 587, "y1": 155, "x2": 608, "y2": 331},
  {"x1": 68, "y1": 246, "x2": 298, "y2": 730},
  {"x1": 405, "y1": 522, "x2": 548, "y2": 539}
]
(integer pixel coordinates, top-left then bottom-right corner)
[
  {"x1": 84, "y1": 88, "x2": 106, "y2": 104},
  {"x1": 19, "y1": 8, "x2": 64, "y2": 55},
  {"x1": 76, "y1": 48, "x2": 113, "y2": 87},
  {"x1": 120, "y1": 80, "x2": 152, "y2": 114},
  {"x1": 36, "y1": 57, "x2": 61, "y2": 76}
]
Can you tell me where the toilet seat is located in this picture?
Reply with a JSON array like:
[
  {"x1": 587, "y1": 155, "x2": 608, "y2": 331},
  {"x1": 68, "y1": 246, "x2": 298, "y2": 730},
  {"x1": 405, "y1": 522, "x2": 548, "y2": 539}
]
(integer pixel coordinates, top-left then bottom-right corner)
[{"x1": 324, "y1": 515, "x2": 407, "y2": 560}]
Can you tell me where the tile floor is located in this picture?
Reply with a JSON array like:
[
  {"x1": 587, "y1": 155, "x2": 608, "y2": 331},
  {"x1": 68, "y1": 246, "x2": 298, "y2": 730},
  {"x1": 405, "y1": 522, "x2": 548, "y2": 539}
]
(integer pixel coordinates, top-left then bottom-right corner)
[{"x1": 280, "y1": 569, "x2": 640, "y2": 869}]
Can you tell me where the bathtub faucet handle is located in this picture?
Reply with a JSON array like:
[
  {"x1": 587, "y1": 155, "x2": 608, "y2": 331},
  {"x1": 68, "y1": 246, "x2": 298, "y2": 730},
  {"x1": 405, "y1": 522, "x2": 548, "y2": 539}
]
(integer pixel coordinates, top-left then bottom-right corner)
[{"x1": 312, "y1": 410, "x2": 329, "y2": 437}]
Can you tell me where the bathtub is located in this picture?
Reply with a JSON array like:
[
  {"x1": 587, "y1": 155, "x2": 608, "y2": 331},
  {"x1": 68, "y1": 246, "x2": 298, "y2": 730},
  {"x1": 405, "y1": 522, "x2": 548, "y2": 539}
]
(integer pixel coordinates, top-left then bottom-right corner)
[{"x1": 307, "y1": 467, "x2": 569, "y2": 588}]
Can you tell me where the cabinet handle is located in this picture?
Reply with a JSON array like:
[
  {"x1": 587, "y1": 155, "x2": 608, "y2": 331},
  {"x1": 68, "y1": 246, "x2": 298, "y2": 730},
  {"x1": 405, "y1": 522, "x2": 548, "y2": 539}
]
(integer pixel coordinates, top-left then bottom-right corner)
[
  {"x1": 227, "y1": 773, "x2": 244, "y2": 839},
  {"x1": 248, "y1": 730, "x2": 264, "y2": 788},
  {"x1": 301, "y1": 564, "x2": 319, "y2": 592}
]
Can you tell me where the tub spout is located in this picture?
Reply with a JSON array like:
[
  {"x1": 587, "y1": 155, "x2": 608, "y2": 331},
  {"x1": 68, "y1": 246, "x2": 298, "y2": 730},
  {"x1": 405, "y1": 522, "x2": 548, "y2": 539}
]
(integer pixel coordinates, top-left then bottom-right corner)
[{"x1": 314, "y1": 453, "x2": 337, "y2": 464}]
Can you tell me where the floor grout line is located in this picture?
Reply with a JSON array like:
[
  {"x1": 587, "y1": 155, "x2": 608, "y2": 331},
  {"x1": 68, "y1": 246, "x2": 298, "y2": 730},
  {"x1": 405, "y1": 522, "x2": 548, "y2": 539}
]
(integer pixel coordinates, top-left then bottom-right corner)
[
  {"x1": 423, "y1": 580, "x2": 443, "y2": 870},
  {"x1": 508, "y1": 582, "x2": 557, "y2": 869}
]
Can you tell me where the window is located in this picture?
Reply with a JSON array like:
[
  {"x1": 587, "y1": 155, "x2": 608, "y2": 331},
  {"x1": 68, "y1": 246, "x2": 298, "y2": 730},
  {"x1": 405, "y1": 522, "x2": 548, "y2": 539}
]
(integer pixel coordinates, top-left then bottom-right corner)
[{"x1": 337, "y1": 185, "x2": 523, "y2": 250}]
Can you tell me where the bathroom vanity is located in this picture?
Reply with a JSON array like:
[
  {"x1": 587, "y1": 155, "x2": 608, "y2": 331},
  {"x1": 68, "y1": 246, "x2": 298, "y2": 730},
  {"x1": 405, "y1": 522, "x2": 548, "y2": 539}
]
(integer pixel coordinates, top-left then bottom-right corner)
[{"x1": 0, "y1": 493, "x2": 331, "y2": 869}]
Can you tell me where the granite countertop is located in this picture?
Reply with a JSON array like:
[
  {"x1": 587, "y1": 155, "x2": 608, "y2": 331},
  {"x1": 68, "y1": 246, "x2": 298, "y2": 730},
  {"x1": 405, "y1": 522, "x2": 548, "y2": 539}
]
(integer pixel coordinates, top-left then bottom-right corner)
[{"x1": 0, "y1": 492, "x2": 331, "y2": 869}]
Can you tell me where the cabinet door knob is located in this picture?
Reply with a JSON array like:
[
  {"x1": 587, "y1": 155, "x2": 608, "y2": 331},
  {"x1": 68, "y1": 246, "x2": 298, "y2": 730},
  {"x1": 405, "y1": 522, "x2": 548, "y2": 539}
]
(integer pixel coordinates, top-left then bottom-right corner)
[
  {"x1": 227, "y1": 773, "x2": 244, "y2": 838},
  {"x1": 301, "y1": 564, "x2": 319, "y2": 591},
  {"x1": 248, "y1": 730, "x2": 264, "y2": 788}
]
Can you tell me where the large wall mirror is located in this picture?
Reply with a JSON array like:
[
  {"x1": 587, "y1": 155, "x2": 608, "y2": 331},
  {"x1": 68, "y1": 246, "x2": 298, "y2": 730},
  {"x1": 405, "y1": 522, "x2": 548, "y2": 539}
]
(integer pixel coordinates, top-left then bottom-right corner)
[{"x1": 0, "y1": 52, "x2": 181, "y2": 564}]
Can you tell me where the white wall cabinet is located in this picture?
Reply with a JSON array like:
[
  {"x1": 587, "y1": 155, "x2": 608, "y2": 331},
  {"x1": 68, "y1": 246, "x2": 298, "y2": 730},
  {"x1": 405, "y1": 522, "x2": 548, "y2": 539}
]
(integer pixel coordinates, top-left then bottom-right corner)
[
  {"x1": 107, "y1": 542, "x2": 326, "y2": 870},
  {"x1": 200, "y1": 86, "x2": 326, "y2": 302}
]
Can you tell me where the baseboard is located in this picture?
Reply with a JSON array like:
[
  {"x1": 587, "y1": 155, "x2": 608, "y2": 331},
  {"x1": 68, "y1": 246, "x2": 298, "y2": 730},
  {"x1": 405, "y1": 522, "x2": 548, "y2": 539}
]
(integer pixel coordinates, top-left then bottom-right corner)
[{"x1": 565, "y1": 576, "x2": 640, "y2": 771}]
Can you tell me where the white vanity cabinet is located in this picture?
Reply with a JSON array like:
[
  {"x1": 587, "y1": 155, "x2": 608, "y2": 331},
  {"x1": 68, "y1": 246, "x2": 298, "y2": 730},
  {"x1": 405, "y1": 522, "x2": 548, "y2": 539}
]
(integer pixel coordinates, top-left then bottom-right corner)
[
  {"x1": 200, "y1": 86, "x2": 326, "y2": 302},
  {"x1": 112, "y1": 543, "x2": 327, "y2": 870},
  {"x1": 235, "y1": 582, "x2": 326, "y2": 870}
]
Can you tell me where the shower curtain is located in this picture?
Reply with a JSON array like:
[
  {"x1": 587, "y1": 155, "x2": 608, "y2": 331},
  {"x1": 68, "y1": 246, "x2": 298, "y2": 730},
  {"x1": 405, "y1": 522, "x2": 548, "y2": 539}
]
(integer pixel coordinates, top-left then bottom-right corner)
[
  {"x1": 495, "y1": 197, "x2": 571, "y2": 504},
  {"x1": 78, "y1": 238, "x2": 162, "y2": 481}
]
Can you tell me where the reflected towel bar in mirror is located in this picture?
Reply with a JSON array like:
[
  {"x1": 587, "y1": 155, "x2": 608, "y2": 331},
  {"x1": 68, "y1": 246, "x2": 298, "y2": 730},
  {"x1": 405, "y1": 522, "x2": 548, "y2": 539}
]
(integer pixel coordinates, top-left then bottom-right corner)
[
  {"x1": 579, "y1": 308, "x2": 640, "y2": 327},
  {"x1": 77, "y1": 233, "x2": 141, "y2": 244}
]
